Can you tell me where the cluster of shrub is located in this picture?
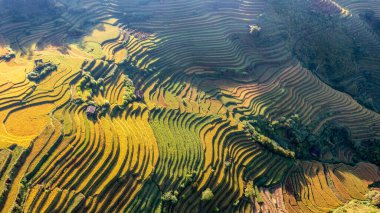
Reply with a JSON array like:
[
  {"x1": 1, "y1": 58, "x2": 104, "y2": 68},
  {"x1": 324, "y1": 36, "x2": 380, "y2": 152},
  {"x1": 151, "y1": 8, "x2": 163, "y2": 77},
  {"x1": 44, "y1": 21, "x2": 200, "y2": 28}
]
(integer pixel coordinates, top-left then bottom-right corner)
[
  {"x1": 76, "y1": 71, "x2": 105, "y2": 100},
  {"x1": 161, "y1": 188, "x2": 214, "y2": 212},
  {"x1": 160, "y1": 171, "x2": 217, "y2": 211},
  {"x1": 243, "y1": 114, "x2": 380, "y2": 167},
  {"x1": 27, "y1": 60, "x2": 57, "y2": 82},
  {"x1": 75, "y1": 69, "x2": 140, "y2": 118},
  {"x1": 367, "y1": 190, "x2": 380, "y2": 207},
  {"x1": 243, "y1": 117, "x2": 296, "y2": 159},
  {"x1": 350, "y1": 139, "x2": 380, "y2": 166},
  {"x1": 161, "y1": 171, "x2": 198, "y2": 206},
  {"x1": 243, "y1": 115, "x2": 351, "y2": 160},
  {"x1": 74, "y1": 71, "x2": 113, "y2": 117},
  {"x1": 122, "y1": 75, "x2": 137, "y2": 106},
  {"x1": 243, "y1": 182, "x2": 263, "y2": 206},
  {"x1": 0, "y1": 51, "x2": 15, "y2": 62}
]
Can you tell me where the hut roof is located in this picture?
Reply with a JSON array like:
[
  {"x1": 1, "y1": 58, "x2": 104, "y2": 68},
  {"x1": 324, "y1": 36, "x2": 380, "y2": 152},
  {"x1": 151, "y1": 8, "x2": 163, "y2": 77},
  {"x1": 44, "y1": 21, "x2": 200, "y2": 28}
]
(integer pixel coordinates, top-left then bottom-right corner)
[{"x1": 86, "y1": 105, "x2": 96, "y2": 114}]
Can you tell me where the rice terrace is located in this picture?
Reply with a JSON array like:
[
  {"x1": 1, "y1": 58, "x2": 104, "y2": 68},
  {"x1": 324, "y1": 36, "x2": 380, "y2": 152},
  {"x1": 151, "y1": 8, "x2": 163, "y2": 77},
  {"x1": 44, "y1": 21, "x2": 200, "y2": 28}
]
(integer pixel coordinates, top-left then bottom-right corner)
[{"x1": 0, "y1": 0, "x2": 380, "y2": 212}]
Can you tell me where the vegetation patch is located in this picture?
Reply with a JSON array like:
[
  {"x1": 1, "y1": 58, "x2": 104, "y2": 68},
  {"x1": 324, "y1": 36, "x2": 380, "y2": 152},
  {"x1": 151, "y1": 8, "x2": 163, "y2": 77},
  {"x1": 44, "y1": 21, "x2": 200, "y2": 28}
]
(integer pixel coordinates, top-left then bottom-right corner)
[
  {"x1": 161, "y1": 191, "x2": 178, "y2": 207},
  {"x1": 350, "y1": 139, "x2": 380, "y2": 166},
  {"x1": 27, "y1": 59, "x2": 58, "y2": 83},
  {"x1": 0, "y1": 47, "x2": 15, "y2": 62},
  {"x1": 244, "y1": 114, "x2": 380, "y2": 167},
  {"x1": 333, "y1": 199, "x2": 379, "y2": 213},
  {"x1": 243, "y1": 115, "x2": 351, "y2": 160},
  {"x1": 122, "y1": 75, "x2": 136, "y2": 106},
  {"x1": 201, "y1": 188, "x2": 214, "y2": 202},
  {"x1": 75, "y1": 71, "x2": 105, "y2": 102}
]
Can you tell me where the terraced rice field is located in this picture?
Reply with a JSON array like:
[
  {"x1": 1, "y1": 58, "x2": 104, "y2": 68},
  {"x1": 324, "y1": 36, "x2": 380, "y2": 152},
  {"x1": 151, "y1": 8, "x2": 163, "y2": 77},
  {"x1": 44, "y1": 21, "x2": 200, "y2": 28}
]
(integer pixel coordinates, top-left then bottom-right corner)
[{"x1": 0, "y1": 0, "x2": 379, "y2": 212}]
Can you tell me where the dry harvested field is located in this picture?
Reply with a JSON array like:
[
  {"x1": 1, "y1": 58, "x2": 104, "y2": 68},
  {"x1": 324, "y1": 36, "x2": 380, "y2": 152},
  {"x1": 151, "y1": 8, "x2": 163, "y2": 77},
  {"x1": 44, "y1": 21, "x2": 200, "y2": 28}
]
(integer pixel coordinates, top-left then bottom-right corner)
[{"x1": 0, "y1": 0, "x2": 379, "y2": 212}]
